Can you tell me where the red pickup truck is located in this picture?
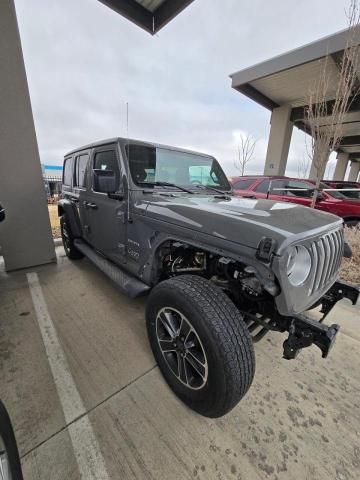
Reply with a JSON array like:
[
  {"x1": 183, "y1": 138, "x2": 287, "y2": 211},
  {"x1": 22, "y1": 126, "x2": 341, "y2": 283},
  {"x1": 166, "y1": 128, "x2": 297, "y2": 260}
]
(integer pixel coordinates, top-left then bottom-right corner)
[{"x1": 230, "y1": 176, "x2": 360, "y2": 226}]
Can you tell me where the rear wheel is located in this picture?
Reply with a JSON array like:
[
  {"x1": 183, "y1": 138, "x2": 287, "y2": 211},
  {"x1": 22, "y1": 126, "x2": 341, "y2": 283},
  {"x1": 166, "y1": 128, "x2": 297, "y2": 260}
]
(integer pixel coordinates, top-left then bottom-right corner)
[
  {"x1": 146, "y1": 275, "x2": 255, "y2": 418},
  {"x1": 60, "y1": 216, "x2": 83, "y2": 260}
]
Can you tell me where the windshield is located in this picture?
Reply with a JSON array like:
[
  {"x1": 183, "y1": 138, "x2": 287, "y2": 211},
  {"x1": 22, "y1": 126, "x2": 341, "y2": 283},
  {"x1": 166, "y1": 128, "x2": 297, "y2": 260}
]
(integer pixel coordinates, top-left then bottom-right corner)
[{"x1": 126, "y1": 144, "x2": 230, "y2": 191}]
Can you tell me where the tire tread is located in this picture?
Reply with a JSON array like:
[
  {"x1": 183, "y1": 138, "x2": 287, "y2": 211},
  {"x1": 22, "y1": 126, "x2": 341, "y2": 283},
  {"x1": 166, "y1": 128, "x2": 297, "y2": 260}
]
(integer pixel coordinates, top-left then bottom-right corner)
[{"x1": 147, "y1": 274, "x2": 255, "y2": 417}]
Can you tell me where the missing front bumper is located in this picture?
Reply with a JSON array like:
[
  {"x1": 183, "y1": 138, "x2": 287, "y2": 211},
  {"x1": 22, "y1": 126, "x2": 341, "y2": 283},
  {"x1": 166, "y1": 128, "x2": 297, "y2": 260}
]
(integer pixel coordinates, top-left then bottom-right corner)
[{"x1": 282, "y1": 280, "x2": 359, "y2": 360}]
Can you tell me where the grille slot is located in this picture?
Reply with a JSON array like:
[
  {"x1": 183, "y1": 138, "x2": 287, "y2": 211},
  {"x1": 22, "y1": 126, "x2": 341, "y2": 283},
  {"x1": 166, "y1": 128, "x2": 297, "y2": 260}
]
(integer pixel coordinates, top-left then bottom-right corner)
[{"x1": 308, "y1": 228, "x2": 344, "y2": 296}]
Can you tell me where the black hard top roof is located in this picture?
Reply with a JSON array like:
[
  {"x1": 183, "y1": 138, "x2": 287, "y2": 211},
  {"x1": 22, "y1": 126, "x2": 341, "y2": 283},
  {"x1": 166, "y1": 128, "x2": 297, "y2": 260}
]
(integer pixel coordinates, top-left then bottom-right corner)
[{"x1": 64, "y1": 137, "x2": 213, "y2": 159}]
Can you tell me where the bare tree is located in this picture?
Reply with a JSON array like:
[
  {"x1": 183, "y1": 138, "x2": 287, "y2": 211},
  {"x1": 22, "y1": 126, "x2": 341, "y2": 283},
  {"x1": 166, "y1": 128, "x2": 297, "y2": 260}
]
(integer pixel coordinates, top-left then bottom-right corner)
[
  {"x1": 297, "y1": 156, "x2": 310, "y2": 178},
  {"x1": 234, "y1": 133, "x2": 257, "y2": 176},
  {"x1": 306, "y1": 0, "x2": 360, "y2": 207}
]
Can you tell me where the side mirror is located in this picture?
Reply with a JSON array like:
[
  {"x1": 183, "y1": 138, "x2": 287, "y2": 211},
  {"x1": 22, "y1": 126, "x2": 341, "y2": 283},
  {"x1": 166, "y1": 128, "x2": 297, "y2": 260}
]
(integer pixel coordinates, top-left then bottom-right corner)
[
  {"x1": 93, "y1": 169, "x2": 116, "y2": 194},
  {"x1": 316, "y1": 191, "x2": 325, "y2": 201}
]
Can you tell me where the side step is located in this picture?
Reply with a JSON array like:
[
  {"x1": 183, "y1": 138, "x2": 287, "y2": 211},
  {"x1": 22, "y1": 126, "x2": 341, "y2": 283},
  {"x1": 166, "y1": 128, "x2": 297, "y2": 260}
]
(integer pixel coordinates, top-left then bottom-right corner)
[{"x1": 74, "y1": 239, "x2": 150, "y2": 298}]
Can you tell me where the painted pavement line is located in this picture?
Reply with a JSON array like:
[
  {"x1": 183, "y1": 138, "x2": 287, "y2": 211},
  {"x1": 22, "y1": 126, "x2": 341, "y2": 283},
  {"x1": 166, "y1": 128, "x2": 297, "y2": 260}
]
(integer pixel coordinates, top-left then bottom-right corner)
[{"x1": 26, "y1": 272, "x2": 110, "y2": 480}]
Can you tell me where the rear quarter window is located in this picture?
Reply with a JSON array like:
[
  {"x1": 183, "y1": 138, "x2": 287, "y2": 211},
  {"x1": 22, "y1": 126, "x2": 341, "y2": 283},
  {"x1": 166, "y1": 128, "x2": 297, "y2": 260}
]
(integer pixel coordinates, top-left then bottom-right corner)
[
  {"x1": 75, "y1": 154, "x2": 89, "y2": 188},
  {"x1": 63, "y1": 157, "x2": 74, "y2": 186}
]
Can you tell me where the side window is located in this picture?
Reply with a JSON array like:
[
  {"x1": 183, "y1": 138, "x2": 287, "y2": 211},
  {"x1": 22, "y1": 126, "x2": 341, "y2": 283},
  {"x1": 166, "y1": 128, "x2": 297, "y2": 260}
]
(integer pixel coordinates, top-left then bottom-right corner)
[
  {"x1": 284, "y1": 180, "x2": 313, "y2": 198},
  {"x1": 93, "y1": 150, "x2": 119, "y2": 192},
  {"x1": 233, "y1": 179, "x2": 254, "y2": 190},
  {"x1": 75, "y1": 154, "x2": 89, "y2": 188},
  {"x1": 255, "y1": 180, "x2": 270, "y2": 193},
  {"x1": 63, "y1": 157, "x2": 74, "y2": 186}
]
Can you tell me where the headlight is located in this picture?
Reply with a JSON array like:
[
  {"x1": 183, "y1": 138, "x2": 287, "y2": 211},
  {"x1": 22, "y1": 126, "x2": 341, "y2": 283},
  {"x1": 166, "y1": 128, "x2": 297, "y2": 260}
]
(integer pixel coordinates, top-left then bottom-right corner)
[{"x1": 286, "y1": 245, "x2": 312, "y2": 286}]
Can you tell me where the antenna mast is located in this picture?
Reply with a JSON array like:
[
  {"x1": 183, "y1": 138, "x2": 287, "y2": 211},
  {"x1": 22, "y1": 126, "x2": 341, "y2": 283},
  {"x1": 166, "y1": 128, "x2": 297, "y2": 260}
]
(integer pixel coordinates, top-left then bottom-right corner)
[{"x1": 126, "y1": 102, "x2": 132, "y2": 223}]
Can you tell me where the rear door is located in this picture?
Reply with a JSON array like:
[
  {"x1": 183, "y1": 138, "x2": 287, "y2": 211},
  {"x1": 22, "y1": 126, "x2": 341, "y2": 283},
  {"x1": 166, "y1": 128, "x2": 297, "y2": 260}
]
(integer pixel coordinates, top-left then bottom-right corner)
[
  {"x1": 72, "y1": 151, "x2": 91, "y2": 239},
  {"x1": 83, "y1": 144, "x2": 127, "y2": 264}
]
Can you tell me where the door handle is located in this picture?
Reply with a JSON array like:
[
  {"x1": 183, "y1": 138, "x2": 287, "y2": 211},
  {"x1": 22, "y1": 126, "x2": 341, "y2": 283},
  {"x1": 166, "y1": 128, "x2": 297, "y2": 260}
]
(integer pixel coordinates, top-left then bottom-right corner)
[{"x1": 84, "y1": 201, "x2": 98, "y2": 210}]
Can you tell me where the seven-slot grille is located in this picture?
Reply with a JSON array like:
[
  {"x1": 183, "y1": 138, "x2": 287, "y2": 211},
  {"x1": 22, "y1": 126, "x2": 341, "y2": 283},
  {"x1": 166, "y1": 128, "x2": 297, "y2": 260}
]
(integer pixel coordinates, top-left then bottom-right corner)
[{"x1": 308, "y1": 228, "x2": 344, "y2": 296}]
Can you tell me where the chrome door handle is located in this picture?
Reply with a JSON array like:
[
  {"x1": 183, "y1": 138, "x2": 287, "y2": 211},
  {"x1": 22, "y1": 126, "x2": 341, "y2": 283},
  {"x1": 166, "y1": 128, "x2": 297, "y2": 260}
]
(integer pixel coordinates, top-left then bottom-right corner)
[
  {"x1": 87, "y1": 202, "x2": 98, "y2": 210},
  {"x1": 83, "y1": 201, "x2": 98, "y2": 210}
]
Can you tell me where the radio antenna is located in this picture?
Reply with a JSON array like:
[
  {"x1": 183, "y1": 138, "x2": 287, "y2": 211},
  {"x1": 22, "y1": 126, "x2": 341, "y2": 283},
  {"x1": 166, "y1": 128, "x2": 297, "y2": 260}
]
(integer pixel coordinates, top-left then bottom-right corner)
[{"x1": 126, "y1": 102, "x2": 132, "y2": 223}]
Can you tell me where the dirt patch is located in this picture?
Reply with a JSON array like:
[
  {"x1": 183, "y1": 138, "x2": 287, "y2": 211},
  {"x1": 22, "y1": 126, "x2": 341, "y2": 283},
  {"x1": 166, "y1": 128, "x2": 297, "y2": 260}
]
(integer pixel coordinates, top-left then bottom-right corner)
[
  {"x1": 48, "y1": 205, "x2": 60, "y2": 239},
  {"x1": 341, "y1": 226, "x2": 360, "y2": 284}
]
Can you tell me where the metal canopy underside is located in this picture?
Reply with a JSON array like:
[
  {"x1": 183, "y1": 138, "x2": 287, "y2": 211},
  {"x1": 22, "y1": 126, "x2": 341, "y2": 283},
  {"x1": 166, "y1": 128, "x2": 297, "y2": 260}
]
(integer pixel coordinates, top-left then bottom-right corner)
[
  {"x1": 98, "y1": 0, "x2": 195, "y2": 34},
  {"x1": 230, "y1": 28, "x2": 360, "y2": 161}
]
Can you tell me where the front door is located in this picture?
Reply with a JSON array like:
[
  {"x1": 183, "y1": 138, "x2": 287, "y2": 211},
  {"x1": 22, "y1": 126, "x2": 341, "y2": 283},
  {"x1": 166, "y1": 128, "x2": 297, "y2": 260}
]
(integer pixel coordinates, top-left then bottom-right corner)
[{"x1": 84, "y1": 145, "x2": 127, "y2": 264}]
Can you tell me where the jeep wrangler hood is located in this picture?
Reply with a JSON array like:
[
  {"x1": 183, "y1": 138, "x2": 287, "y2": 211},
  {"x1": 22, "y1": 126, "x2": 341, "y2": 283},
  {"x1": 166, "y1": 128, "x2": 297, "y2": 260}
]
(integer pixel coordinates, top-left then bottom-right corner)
[{"x1": 144, "y1": 195, "x2": 341, "y2": 252}]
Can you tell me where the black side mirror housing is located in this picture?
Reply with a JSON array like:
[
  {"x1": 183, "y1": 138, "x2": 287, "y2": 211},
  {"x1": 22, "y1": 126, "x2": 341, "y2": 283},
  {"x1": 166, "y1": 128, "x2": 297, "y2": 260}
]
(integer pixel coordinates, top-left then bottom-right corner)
[
  {"x1": 93, "y1": 169, "x2": 117, "y2": 194},
  {"x1": 316, "y1": 191, "x2": 325, "y2": 201}
]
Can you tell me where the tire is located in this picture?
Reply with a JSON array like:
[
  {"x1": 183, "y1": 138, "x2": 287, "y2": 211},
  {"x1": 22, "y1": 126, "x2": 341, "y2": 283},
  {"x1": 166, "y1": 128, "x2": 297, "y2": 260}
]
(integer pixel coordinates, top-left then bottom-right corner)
[
  {"x1": 344, "y1": 219, "x2": 360, "y2": 228},
  {"x1": 0, "y1": 400, "x2": 24, "y2": 480},
  {"x1": 146, "y1": 275, "x2": 255, "y2": 418},
  {"x1": 60, "y1": 216, "x2": 83, "y2": 260}
]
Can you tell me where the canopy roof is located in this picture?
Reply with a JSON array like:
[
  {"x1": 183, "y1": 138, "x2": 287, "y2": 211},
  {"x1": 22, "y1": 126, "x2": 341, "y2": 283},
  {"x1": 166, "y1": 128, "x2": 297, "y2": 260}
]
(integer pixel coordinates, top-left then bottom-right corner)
[
  {"x1": 98, "y1": 0, "x2": 195, "y2": 34},
  {"x1": 230, "y1": 28, "x2": 360, "y2": 161}
]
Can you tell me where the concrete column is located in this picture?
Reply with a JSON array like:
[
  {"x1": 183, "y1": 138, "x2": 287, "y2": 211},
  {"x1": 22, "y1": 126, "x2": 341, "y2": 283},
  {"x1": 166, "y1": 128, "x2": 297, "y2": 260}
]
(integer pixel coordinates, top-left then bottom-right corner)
[
  {"x1": 348, "y1": 160, "x2": 360, "y2": 182},
  {"x1": 264, "y1": 105, "x2": 293, "y2": 176},
  {"x1": 0, "y1": 0, "x2": 56, "y2": 271},
  {"x1": 332, "y1": 152, "x2": 349, "y2": 181},
  {"x1": 308, "y1": 148, "x2": 330, "y2": 180}
]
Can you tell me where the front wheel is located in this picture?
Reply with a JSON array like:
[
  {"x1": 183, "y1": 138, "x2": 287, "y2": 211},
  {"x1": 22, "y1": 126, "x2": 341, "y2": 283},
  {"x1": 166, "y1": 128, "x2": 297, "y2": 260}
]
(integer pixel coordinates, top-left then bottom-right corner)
[{"x1": 146, "y1": 275, "x2": 255, "y2": 418}]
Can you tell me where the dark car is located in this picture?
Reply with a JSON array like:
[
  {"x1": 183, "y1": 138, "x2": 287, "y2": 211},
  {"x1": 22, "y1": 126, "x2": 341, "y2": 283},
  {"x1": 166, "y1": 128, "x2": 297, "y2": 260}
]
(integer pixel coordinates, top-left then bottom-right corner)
[
  {"x1": 322, "y1": 180, "x2": 360, "y2": 200},
  {"x1": 58, "y1": 139, "x2": 359, "y2": 418},
  {"x1": 231, "y1": 175, "x2": 360, "y2": 226}
]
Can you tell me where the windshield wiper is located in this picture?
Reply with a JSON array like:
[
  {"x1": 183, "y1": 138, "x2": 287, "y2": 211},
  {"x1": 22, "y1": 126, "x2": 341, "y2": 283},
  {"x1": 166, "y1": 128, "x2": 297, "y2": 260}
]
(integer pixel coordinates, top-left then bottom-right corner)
[
  {"x1": 138, "y1": 181, "x2": 194, "y2": 194},
  {"x1": 194, "y1": 184, "x2": 232, "y2": 195}
]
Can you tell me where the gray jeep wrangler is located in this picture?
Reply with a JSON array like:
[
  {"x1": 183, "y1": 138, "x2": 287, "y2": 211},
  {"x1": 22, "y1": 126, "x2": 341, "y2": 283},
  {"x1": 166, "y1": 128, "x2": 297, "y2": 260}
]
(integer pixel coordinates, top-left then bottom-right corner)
[{"x1": 59, "y1": 138, "x2": 359, "y2": 418}]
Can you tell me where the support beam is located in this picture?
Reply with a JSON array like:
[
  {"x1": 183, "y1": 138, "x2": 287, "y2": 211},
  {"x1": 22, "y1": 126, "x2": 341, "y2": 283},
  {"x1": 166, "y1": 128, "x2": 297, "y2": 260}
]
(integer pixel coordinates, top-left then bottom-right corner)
[
  {"x1": 98, "y1": 0, "x2": 153, "y2": 34},
  {"x1": 291, "y1": 95, "x2": 360, "y2": 122},
  {"x1": 264, "y1": 105, "x2": 293, "y2": 176},
  {"x1": 154, "y1": 0, "x2": 195, "y2": 33},
  {"x1": 339, "y1": 135, "x2": 360, "y2": 147},
  {"x1": 348, "y1": 160, "x2": 360, "y2": 181},
  {"x1": 332, "y1": 152, "x2": 350, "y2": 181},
  {"x1": 0, "y1": 0, "x2": 56, "y2": 271}
]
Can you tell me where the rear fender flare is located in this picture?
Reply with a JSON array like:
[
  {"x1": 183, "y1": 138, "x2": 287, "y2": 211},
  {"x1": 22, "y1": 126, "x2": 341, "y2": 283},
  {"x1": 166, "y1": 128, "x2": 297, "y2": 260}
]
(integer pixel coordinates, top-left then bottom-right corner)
[{"x1": 58, "y1": 199, "x2": 82, "y2": 238}]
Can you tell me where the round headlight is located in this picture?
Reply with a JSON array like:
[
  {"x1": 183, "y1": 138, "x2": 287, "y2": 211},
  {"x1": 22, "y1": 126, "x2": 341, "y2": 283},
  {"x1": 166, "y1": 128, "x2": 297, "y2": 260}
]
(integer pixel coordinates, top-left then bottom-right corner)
[{"x1": 286, "y1": 245, "x2": 312, "y2": 286}]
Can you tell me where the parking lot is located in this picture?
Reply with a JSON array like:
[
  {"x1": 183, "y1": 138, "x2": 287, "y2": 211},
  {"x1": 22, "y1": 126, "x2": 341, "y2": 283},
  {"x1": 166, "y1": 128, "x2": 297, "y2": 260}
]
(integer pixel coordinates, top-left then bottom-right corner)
[{"x1": 0, "y1": 246, "x2": 359, "y2": 480}]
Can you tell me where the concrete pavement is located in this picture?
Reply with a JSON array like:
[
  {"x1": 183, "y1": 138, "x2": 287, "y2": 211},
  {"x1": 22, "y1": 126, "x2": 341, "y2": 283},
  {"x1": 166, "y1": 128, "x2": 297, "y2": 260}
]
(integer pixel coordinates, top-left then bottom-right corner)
[{"x1": 0, "y1": 247, "x2": 359, "y2": 479}]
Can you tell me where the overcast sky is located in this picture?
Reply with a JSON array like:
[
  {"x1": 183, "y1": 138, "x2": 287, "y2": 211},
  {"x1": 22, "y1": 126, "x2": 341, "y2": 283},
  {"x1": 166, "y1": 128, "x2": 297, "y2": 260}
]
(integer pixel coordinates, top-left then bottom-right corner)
[{"x1": 16, "y1": 0, "x2": 350, "y2": 177}]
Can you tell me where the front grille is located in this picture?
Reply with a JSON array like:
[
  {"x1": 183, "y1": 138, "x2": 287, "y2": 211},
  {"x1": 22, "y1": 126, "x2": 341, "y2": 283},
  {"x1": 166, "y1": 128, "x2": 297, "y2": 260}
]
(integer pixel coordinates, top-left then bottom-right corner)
[{"x1": 308, "y1": 228, "x2": 344, "y2": 296}]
